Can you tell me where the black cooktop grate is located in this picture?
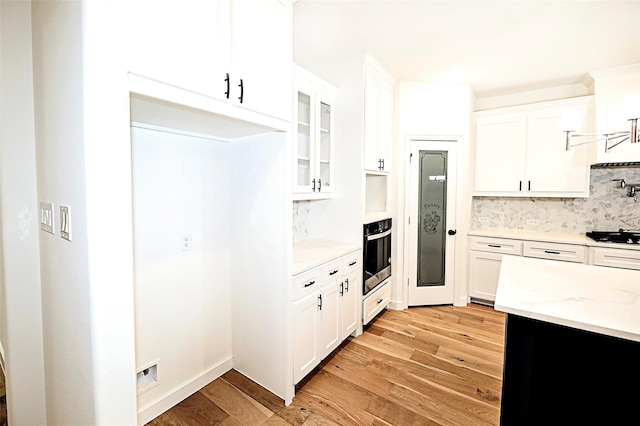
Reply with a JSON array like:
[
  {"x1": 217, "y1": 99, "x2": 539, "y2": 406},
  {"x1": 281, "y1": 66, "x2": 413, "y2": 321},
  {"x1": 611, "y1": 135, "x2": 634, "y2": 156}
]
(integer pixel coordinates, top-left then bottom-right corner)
[{"x1": 586, "y1": 230, "x2": 640, "y2": 244}]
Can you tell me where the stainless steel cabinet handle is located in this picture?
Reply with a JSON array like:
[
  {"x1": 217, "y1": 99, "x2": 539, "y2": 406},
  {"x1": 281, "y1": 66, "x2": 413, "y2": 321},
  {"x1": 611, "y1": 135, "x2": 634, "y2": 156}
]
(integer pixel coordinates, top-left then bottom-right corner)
[
  {"x1": 340, "y1": 282, "x2": 344, "y2": 296},
  {"x1": 345, "y1": 278, "x2": 349, "y2": 292},
  {"x1": 318, "y1": 294, "x2": 322, "y2": 310},
  {"x1": 224, "y1": 73, "x2": 230, "y2": 99},
  {"x1": 312, "y1": 178, "x2": 316, "y2": 192},
  {"x1": 318, "y1": 178, "x2": 322, "y2": 192}
]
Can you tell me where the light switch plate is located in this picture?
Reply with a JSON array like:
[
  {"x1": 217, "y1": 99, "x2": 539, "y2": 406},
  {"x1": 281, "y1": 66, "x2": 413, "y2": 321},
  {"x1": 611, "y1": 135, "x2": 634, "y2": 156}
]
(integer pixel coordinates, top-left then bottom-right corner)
[
  {"x1": 60, "y1": 205, "x2": 72, "y2": 241},
  {"x1": 39, "y1": 201, "x2": 55, "y2": 234}
]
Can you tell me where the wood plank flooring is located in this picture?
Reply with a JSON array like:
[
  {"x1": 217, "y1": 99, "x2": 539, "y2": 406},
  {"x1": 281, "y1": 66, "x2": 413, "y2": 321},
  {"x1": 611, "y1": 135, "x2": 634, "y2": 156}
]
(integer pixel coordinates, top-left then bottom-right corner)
[{"x1": 146, "y1": 303, "x2": 505, "y2": 425}]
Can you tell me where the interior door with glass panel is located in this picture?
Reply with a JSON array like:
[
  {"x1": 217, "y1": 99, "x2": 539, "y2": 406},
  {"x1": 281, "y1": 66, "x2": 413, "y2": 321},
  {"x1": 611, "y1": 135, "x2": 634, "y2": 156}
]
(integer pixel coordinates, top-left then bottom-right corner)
[{"x1": 408, "y1": 140, "x2": 457, "y2": 306}]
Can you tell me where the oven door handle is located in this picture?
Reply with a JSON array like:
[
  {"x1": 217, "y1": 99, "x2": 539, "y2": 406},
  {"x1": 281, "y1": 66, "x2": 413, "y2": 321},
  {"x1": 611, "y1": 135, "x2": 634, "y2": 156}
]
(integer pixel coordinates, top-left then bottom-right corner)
[{"x1": 366, "y1": 229, "x2": 391, "y2": 241}]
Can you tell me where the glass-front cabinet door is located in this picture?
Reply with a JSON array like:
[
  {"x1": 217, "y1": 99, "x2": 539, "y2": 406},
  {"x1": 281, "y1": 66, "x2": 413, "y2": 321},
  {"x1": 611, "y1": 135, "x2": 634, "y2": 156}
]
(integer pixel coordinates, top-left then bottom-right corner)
[
  {"x1": 295, "y1": 90, "x2": 313, "y2": 191},
  {"x1": 293, "y1": 65, "x2": 336, "y2": 200}
]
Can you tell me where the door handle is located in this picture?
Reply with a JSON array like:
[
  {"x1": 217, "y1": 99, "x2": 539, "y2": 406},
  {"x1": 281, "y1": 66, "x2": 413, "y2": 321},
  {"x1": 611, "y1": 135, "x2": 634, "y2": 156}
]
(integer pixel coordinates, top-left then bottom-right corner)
[
  {"x1": 238, "y1": 78, "x2": 244, "y2": 103},
  {"x1": 448, "y1": 229, "x2": 457, "y2": 236}
]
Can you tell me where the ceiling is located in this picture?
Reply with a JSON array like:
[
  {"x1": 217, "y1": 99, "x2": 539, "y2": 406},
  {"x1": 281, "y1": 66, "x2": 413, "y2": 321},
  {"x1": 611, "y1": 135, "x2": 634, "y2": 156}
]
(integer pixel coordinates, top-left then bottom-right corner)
[{"x1": 292, "y1": 0, "x2": 640, "y2": 98}]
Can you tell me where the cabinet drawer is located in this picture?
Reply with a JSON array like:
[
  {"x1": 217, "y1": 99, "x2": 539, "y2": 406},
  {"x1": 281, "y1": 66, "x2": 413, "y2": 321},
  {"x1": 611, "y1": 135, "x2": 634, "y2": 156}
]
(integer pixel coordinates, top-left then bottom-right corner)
[
  {"x1": 322, "y1": 259, "x2": 343, "y2": 282},
  {"x1": 293, "y1": 268, "x2": 321, "y2": 301},
  {"x1": 342, "y1": 251, "x2": 361, "y2": 275},
  {"x1": 469, "y1": 236, "x2": 522, "y2": 255},
  {"x1": 363, "y1": 281, "x2": 390, "y2": 325},
  {"x1": 523, "y1": 241, "x2": 587, "y2": 263},
  {"x1": 590, "y1": 247, "x2": 640, "y2": 270}
]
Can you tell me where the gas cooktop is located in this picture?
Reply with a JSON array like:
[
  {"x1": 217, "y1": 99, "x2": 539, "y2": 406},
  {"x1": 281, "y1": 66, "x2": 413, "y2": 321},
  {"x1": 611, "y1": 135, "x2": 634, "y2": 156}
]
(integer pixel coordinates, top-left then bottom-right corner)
[{"x1": 586, "y1": 230, "x2": 640, "y2": 244}]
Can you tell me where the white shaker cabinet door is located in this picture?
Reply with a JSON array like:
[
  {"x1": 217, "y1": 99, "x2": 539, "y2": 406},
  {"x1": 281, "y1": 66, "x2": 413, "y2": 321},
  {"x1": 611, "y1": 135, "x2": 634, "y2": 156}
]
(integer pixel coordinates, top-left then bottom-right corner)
[
  {"x1": 319, "y1": 279, "x2": 342, "y2": 359},
  {"x1": 468, "y1": 251, "x2": 504, "y2": 302},
  {"x1": 128, "y1": 0, "x2": 229, "y2": 99},
  {"x1": 292, "y1": 291, "x2": 320, "y2": 384},
  {"x1": 341, "y1": 268, "x2": 360, "y2": 339},
  {"x1": 230, "y1": 0, "x2": 291, "y2": 121},
  {"x1": 474, "y1": 114, "x2": 526, "y2": 194},
  {"x1": 526, "y1": 107, "x2": 590, "y2": 196}
]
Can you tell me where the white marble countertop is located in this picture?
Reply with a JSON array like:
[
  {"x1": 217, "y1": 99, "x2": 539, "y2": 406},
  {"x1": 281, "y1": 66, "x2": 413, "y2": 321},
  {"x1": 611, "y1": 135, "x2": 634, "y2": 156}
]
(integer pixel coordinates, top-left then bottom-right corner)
[
  {"x1": 468, "y1": 228, "x2": 640, "y2": 251},
  {"x1": 495, "y1": 256, "x2": 640, "y2": 342},
  {"x1": 292, "y1": 239, "x2": 361, "y2": 275}
]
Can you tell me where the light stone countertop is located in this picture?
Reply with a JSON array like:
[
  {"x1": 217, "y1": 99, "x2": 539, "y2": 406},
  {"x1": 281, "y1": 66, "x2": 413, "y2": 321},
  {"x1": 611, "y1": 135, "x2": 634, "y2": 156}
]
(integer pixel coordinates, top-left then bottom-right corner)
[
  {"x1": 293, "y1": 239, "x2": 361, "y2": 275},
  {"x1": 468, "y1": 228, "x2": 640, "y2": 251},
  {"x1": 495, "y1": 255, "x2": 640, "y2": 342}
]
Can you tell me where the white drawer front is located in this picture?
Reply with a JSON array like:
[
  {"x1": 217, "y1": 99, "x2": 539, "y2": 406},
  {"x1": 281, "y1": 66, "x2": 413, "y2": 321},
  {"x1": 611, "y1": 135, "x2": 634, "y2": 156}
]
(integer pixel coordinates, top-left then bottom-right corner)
[
  {"x1": 523, "y1": 241, "x2": 587, "y2": 263},
  {"x1": 293, "y1": 267, "x2": 321, "y2": 301},
  {"x1": 590, "y1": 247, "x2": 640, "y2": 270},
  {"x1": 363, "y1": 281, "x2": 391, "y2": 325},
  {"x1": 321, "y1": 258, "x2": 343, "y2": 283},
  {"x1": 342, "y1": 251, "x2": 361, "y2": 275},
  {"x1": 469, "y1": 236, "x2": 522, "y2": 255}
]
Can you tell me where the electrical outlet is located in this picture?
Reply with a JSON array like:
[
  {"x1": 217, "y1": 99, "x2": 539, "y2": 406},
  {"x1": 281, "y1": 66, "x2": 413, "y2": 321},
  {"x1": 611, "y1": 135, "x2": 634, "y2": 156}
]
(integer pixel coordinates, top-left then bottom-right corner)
[
  {"x1": 39, "y1": 201, "x2": 55, "y2": 234},
  {"x1": 526, "y1": 218, "x2": 539, "y2": 226},
  {"x1": 181, "y1": 235, "x2": 193, "y2": 251}
]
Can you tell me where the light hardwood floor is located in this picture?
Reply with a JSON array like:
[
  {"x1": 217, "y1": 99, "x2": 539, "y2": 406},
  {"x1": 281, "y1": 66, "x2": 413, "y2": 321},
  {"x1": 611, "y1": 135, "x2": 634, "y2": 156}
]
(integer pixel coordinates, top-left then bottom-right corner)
[{"x1": 146, "y1": 303, "x2": 505, "y2": 425}]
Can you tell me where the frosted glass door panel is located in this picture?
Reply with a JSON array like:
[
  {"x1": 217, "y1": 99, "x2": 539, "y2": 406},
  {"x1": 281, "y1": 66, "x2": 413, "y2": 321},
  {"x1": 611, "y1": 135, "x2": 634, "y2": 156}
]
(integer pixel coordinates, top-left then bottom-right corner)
[{"x1": 417, "y1": 151, "x2": 448, "y2": 288}]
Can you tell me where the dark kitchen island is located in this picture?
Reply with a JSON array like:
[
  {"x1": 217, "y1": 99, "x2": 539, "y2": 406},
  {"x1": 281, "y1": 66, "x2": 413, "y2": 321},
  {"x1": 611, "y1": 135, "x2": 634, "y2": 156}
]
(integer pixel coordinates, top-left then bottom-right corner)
[{"x1": 494, "y1": 256, "x2": 640, "y2": 425}]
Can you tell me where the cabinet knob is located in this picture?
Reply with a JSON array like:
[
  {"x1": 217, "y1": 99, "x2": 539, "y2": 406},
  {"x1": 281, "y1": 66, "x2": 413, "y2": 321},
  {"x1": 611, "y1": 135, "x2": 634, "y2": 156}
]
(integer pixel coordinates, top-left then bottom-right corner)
[{"x1": 448, "y1": 229, "x2": 457, "y2": 236}]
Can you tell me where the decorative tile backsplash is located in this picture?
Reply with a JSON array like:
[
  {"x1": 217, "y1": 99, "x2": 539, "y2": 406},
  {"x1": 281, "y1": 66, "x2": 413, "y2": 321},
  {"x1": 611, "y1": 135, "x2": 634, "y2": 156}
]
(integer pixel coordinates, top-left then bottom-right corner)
[
  {"x1": 472, "y1": 167, "x2": 640, "y2": 233},
  {"x1": 293, "y1": 201, "x2": 311, "y2": 241}
]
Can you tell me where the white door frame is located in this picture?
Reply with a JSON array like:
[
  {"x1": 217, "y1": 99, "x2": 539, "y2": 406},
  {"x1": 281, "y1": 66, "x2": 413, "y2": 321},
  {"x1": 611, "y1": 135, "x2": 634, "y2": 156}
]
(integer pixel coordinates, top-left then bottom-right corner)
[{"x1": 401, "y1": 135, "x2": 468, "y2": 309}]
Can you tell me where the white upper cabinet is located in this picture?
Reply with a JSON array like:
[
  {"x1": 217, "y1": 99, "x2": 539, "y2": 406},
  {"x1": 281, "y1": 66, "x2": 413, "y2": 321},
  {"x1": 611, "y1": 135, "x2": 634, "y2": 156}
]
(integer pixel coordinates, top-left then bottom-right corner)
[
  {"x1": 293, "y1": 65, "x2": 337, "y2": 199},
  {"x1": 229, "y1": 0, "x2": 292, "y2": 121},
  {"x1": 364, "y1": 58, "x2": 395, "y2": 173},
  {"x1": 127, "y1": 0, "x2": 291, "y2": 123},
  {"x1": 128, "y1": 0, "x2": 228, "y2": 98},
  {"x1": 590, "y1": 64, "x2": 640, "y2": 164},
  {"x1": 473, "y1": 96, "x2": 594, "y2": 197}
]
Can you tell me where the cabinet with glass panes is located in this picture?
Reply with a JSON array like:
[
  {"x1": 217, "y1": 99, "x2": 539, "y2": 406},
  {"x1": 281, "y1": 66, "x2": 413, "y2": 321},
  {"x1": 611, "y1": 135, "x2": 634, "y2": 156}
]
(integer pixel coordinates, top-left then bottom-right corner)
[{"x1": 293, "y1": 64, "x2": 337, "y2": 200}]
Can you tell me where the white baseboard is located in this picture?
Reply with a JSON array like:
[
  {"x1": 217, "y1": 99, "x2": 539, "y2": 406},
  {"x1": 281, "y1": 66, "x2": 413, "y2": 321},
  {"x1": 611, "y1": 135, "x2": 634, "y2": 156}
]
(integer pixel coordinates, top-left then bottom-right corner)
[{"x1": 136, "y1": 356, "x2": 233, "y2": 425}]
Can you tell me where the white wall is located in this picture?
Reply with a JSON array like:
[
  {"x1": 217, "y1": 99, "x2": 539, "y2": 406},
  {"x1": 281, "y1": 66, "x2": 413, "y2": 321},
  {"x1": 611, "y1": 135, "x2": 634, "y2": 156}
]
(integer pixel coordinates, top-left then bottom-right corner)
[
  {"x1": 394, "y1": 82, "x2": 473, "y2": 308},
  {"x1": 132, "y1": 127, "x2": 233, "y2": 422},
  {"x1": 31, "y1": 1, "x2": 137, "y2": 424},
  {"x1": 0, "y1": 2, "x2": 47, "y2": 423}
]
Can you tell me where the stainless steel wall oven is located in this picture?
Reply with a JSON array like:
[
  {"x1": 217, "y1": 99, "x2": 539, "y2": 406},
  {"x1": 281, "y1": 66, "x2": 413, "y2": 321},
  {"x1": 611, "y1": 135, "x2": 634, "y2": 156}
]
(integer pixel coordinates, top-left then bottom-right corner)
[{"x1": 363, "y1": 218, "x2": 392, "y2": 296}]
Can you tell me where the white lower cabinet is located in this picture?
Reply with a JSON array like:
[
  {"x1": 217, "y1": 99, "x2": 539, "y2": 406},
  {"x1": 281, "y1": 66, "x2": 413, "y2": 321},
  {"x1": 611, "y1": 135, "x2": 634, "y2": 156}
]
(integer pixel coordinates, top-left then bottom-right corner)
[
  {"x1": 468, "y1": 235, "x2": 587, "y2": 302},
  {"x1": 589, "y1": 247, "x2": 640, "y2": 270},
  {"x1": 468, "y1": 236, "x2": 523, "y2": 302},
  {"x1": 523, "y1": 240, "x2": 587, "y2": 263},
  {"x1": 362, "y1": 280, "x2": 391, "y2": 325},
  {"x1": 292, "y1": 250, "x2": 362, "y2": 384}
]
